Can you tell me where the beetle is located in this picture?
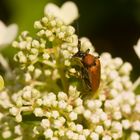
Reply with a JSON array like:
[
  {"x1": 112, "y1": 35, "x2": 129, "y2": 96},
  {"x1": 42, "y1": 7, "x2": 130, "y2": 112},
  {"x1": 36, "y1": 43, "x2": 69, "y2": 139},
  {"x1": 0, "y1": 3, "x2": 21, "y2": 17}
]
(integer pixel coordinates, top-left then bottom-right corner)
[{"x1": 73, "y1": 40, "x2": 101, "y2": 92}]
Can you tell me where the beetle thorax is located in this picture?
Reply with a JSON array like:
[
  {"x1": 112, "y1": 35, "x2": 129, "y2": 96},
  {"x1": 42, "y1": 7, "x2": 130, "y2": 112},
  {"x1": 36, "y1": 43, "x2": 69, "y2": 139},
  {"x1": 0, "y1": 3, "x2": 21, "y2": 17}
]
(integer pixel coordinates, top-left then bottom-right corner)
[{"x1": 82, "y1": 54, "x2": 96, "y2": 67}]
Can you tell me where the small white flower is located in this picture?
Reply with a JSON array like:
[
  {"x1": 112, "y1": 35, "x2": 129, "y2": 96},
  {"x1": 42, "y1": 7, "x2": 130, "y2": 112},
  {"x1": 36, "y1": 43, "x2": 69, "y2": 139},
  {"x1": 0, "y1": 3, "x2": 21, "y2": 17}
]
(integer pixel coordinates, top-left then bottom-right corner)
[
  {"x1": 84, "y1": 109, "x2": 92, "y2": 119},
  {"x1": 51, "y1": 137, "x2": 58, "y2": 140},
  {"x1": 90, "y1": 132, "x2": 99, "y2": 140},
  {"x1": 104, "y1": 119, "x2": 111, "y2": 128},
  {"x1": 66, "y1": 26, "x2": 75, "y2": 35},
  {"x1": 28, "y1": 54, "x2": 37, "y2": 61},
  {"x1": 130, "y1": 132, "x2": 139, "y2": 140},
  {"x1": 119, "y1": 62, "x2": 132, "y2": 75},
  {"x1": 45, "y1": 30, "x2": 52, "y2": 37},
  {"x1": 32, "y1": 40, "x2": 40, "y2": 48},
  {"x1": 94, "y1": 100, "x2": 102, "y2": 108},
  {"x1": 66, "y1": 130, "x2": 74, "y2": 139},
  {"x1": 0, "y1": 20, "x2": 18, "y2": 48},
  {"x1": 41, "y1": 119, "x2": 50, "y2": 128},
  {"x1": 121, "y1": 104, "x2": 131, "y2": 114},
  {"x1": 132, "y1": 121, "x2": 140, "y2": 131},
  {"x1": 44, "y1": 128, "x2": 53, "y2": 138},
  {"x1": 74, "y1": 106, "x2": 84, "y2": 114},
  {"x1": 100, "y1": 112, "x2": 108, "y2": 121},
  {"x1": 2, "y1": 130, "x2": 12, "y2": 139},
  {"x1": 58, "y1": 91, "x2": 68, "y2": 100},
  {"x1": 53, "y1": 119, "x2": 63, "y2": 128},
  {"x1": 34, "y1": 21, "x2": 42, "y2": 29},
  {"x1": 68, "y1": 85, "x2": 80, "y2": 98},
  {"x1": 14, "y1": 125, "x2": 22, "y2": 135},
  {"x1": 59, "y1": 117, "x2": 66, "y2": 124},
  {"x1": 43, "y1": 53, "x2": 50, "y2": 60},
  {"x1": 69, "y1": 68, "x2": 76, "y2": 73},
  {"x1": 102, "y1": 135, "x2": 112, "y2": 140},
  {"x1": 78, "y1": 135, "x2": 86, "y2": 140},
  {"x1": 113, "y1": 111, "x2": 122, "y2": 120},
  {"x1": 9, "y1": 107, "x2": 19, "y2": 116},
  {"x1": 68, "y1": 122, "x2": 76, "y2": 131},
  {"x1": 44, "y1": 69, "x2": 51, "y2": 76},
  {"x1": 24, "y1": 72, "x2": 32, "y2": 82},
  {"x1": 111, "y1": 81, "x2": 123, "y2": 91},
  {"x1": 133, "y1": 38, "x2": 140, "y2": 59},
  {"x1": 110, "y1": 89, "x2": 118, "y2": 98},
  {"x1": 34, "y1": 108, "x2": 44, "y2": 117},
  {"x1": 15, "y1": 113, "x2": 22, "y2": 122},
  {"x1": 113, "y1": 57, "x2": 123, "y2": 67},
  {"x1": 66, "y1": 104, "x2": 73, "y2": 112},
  {"x1": 83, "y1": 129, "x2": 90, "y2": 137},
  {"x1": 95, "y1": 125, "x2": 104, "y2": 134},
  {"x1": 17, "y1": 51, "x2": 27, "y2": 63},
  {"x1": 86, "y1": 100, "x2": 95, "y2": 109},
  {"x1": 58, "y1": 129, "x2": 65, "y2": 136},
  {"x1": 34, "y1": 68, "x2": 42, "y2": 78},
  {"x1": 44, "y1": 1, "x2": 79, "y2": 25},
  {"x1": 91, "y1": 114, "x2": 100, "y2": 124},
  {"x1": 58, "y1": 100, "x2": 67, "y2": 109},
  {"x1": 111, "y1": 122, "x2": 122, "y2": 132},
  {"x1": 109, "y1": 70, "x2": 118, "y2": 80},
  {"x1": 30, "y1": 48, "x2": 38, "y2": 54},
  {"x1": 27, "y1": 65, "x2": 34, "y2": 72},
  {"x1": 51, "y1": 110, "x2": 59, "y2": 119},
  {"x1": 134, "y1": 102, "x2": 140, "y2": 113},
  {"x1": 22, "y1": 90, "x2": 32, "y2": 100},
  {"x1": 69, "y1": 111, "x2": 77, "y2": 120},
  {"x1": 64, "y1": 59, "x2": 71, "y2": 66},
  {"x1": 16, "y1": 97, "x2": 23, "y2": 107},
  {"x1": 112, "y1": 133, "x2": 122, "y2": 139},
  {"x1": 122, "y1": 120, "x2": 131, "y2": 129},
  {"x1": 76, "y1": 124, "x2": 83, "y2": 133},
  {"x1": 80, "y1": 37, "x2": 95, "y2": 54}
]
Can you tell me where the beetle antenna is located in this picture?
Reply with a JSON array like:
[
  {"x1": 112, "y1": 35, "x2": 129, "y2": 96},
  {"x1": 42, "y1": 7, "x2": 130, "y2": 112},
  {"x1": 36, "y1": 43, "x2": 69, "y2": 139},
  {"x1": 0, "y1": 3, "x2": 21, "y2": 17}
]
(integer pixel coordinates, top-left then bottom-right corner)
[
  {"x1": 78, "y1": 40, "x2": 81, "y2": 51},
  {"x1": 85, "y1": 49, "x2": 90, "y2": 54},
  {"x1": 96, "y1": 56, "x2": 100, "y2": 59}
]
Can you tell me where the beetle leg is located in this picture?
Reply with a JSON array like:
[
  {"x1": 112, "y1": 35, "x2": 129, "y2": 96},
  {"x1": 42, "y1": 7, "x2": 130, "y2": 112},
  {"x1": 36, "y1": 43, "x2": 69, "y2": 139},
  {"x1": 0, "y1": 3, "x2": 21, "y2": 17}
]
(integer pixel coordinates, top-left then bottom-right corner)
[{"x1": 81, "y1": 67, "x2": 92, "y2": 91}]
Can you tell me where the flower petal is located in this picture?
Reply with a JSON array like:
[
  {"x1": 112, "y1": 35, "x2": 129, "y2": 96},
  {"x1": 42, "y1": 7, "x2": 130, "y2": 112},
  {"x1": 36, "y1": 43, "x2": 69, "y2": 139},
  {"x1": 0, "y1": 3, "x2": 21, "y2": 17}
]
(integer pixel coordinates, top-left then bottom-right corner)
[
  {"x1": 4, "y1": 24, "x2": 18, "y2": 45},
  {"x1": 44, "y1": 3, "x2": 61, "y2": 19},
  {"x1": 134, "y1": 39, "x2": 140, "y2": 59},
  {"x1": 44, "y1": 1, "x2": 79, "y2": 25},
  {"x1": 0, "y1": 21, "x2": 18, "y2": 48},
  {"x1": 0, "y1": 21, "x2": 7, "y2": 45},
  {"x1": 61, "y1": 1, "x2": 79, "y2": 24}
]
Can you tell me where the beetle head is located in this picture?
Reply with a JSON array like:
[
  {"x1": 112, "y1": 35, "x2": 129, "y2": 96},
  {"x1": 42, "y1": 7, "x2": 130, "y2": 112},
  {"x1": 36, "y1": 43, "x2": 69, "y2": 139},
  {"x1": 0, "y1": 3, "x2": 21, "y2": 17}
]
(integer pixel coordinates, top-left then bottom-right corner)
[{"x1": 73, "y1": 40, "x2": 90, "y2": 58}]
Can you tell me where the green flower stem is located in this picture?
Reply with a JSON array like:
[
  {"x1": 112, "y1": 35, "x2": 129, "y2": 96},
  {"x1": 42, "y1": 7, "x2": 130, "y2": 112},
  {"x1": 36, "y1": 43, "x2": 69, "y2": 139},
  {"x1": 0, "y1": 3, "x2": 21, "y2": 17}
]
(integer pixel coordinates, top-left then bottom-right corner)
[
  {"x1": 58, "y1": 66, "x2": 69, "y2": 92},
  {"x1": 54, "y1": 46, "x2": 69, "y2": 93},
  {"x1": 132, "y1": 76, "x2": 140, "y2": 91}
]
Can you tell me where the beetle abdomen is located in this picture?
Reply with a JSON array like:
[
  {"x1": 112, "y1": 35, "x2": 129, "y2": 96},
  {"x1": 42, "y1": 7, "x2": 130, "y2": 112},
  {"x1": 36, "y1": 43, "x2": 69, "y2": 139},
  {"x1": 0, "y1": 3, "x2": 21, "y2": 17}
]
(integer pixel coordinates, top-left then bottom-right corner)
[{"x1": 87, "y1": 59, "x2": 100, "y2": 92}]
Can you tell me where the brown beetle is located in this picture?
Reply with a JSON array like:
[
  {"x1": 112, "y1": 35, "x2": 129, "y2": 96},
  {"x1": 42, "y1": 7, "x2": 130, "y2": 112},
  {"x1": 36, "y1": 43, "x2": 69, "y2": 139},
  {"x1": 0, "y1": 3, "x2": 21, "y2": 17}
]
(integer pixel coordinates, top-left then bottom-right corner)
[{"x1": 73, "y1": 41, "x2": 101, "y2": 92}]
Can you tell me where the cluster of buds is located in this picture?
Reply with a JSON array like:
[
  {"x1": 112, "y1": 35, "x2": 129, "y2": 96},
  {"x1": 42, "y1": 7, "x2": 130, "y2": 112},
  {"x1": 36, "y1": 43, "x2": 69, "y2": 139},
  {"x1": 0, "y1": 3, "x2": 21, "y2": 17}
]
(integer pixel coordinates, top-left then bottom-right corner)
[{"x1": 0, "y1": 2, "x2": 140, "y2": 140}]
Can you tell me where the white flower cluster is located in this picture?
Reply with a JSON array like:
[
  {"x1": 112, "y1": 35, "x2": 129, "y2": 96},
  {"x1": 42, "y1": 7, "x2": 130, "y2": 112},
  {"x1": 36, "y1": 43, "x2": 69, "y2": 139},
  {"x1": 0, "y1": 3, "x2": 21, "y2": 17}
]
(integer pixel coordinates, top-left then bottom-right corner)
[
  {"x1": 12, "y1": 14, "x2": 78, "y2": 92},
  {"x1": 0, "y1": 2, "x2": 140, "y2": 140}
]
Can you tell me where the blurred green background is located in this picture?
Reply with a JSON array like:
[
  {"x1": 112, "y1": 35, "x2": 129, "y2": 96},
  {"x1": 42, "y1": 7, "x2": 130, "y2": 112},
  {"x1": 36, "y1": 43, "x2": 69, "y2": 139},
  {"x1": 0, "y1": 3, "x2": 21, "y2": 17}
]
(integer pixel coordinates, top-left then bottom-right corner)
[{"x1": 0, "y1": 0, "x2": 140, "y2": 80}]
